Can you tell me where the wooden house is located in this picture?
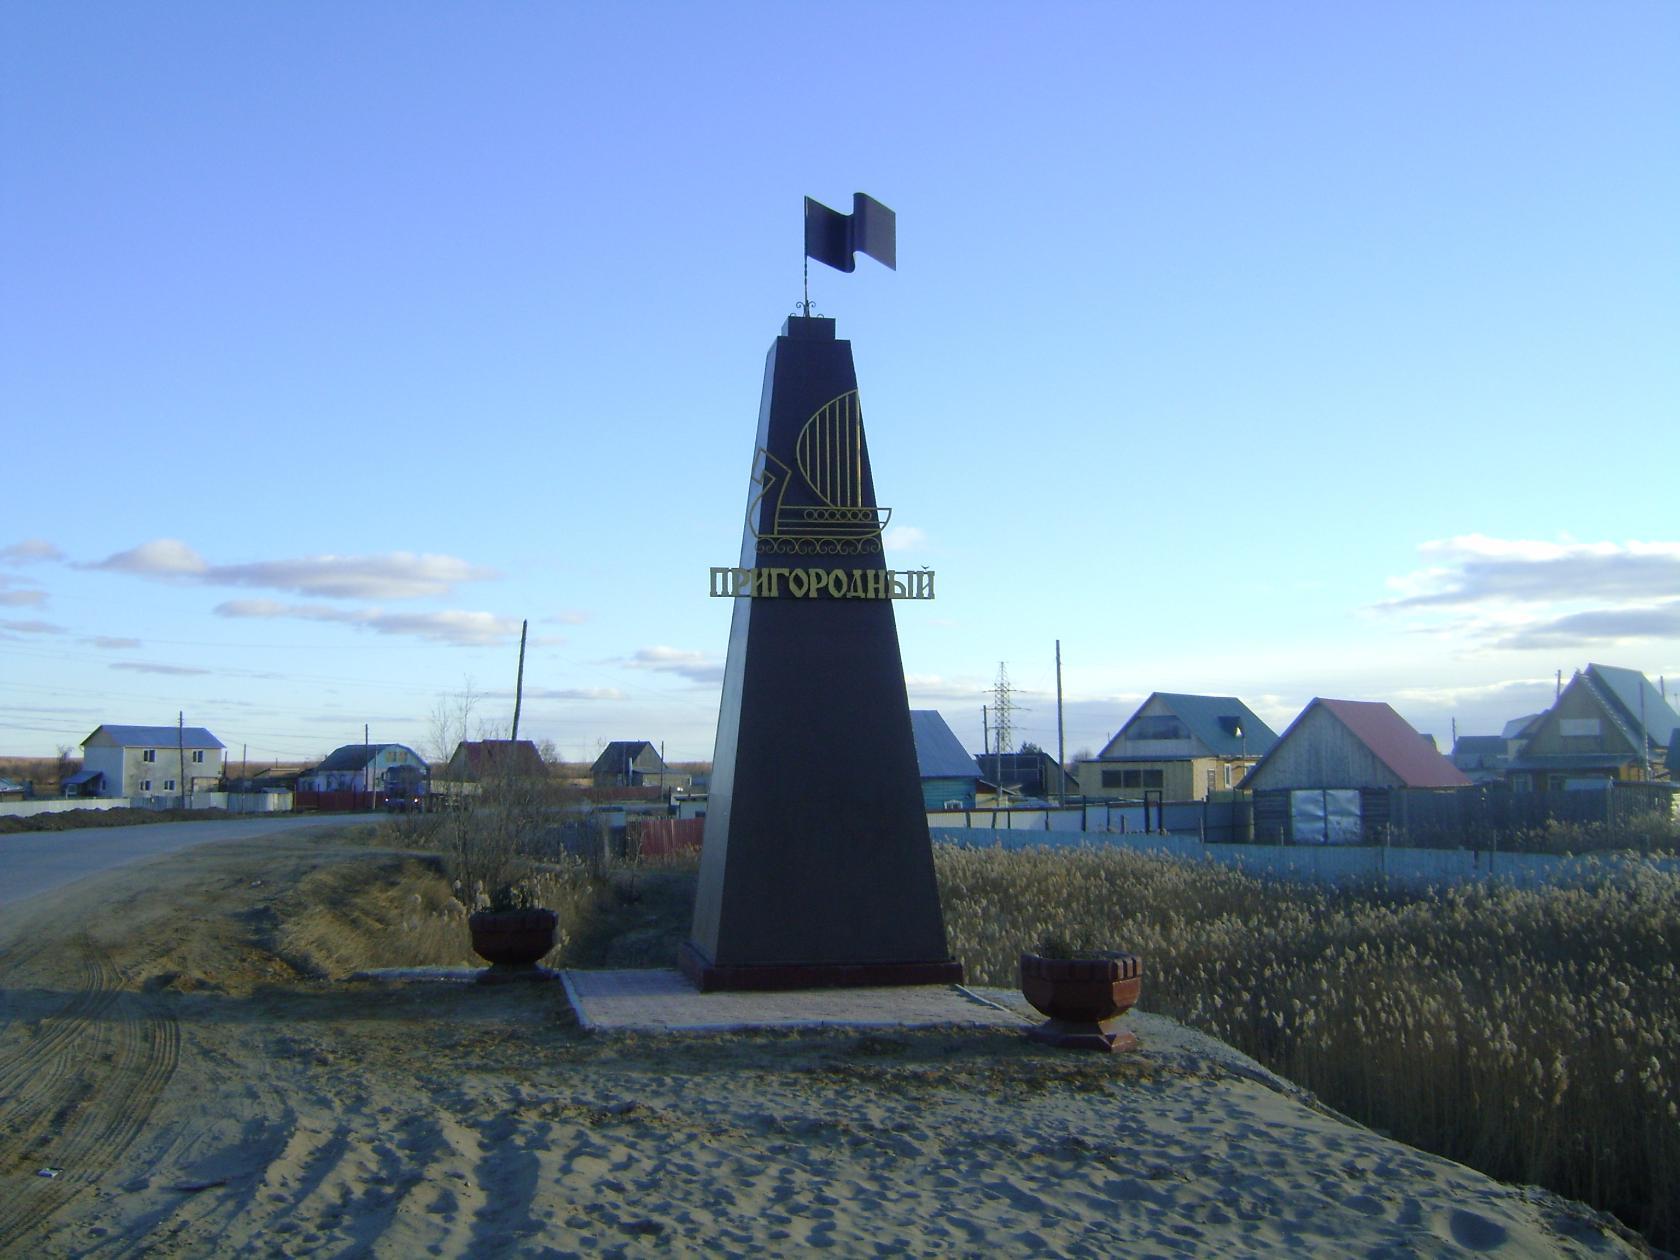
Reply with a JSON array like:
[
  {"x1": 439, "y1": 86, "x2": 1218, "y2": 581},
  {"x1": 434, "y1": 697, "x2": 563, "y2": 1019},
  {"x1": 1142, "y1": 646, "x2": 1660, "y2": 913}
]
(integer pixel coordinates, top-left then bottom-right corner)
[
  {"x1": 909, "y1": 710, "x2": 982, "y2": 810},
  {"x1": 1241, "y1": 698, "x2": 1469, "y2": 843},
  {"x1": 1506, "y1": 664, "x2": 1677, "y2": 793},
  {"x1": 440, "y1": 739, "x2": 547, "y2": 782},
  {"x1": 592, "y1": 740, "x2": 687, "y2": 790}
]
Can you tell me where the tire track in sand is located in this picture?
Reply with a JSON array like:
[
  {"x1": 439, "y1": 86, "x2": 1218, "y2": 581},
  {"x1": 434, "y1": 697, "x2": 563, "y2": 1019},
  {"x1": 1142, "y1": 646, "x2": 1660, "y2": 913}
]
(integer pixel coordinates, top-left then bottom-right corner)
[{"x1": 0, "y1": 938, "x2": 180, "y2": 1250}]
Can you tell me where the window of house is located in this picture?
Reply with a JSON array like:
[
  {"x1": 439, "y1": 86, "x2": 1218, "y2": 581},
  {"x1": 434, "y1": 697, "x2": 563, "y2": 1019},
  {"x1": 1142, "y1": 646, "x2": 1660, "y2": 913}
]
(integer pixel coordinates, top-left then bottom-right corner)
[
  {"x1": 1224, "y1": 764, "x2": 1233, "y2": 787},
  {"x1": 192, "y1": 750, "x2": 205, "y2": 763},
  {"x1": 1102, "y1": 768, "x2": 1167, "y2": 790},
  {"x1": 143, "y1": 749, "x2": 157, "y2": 763},
  {"x1": 1511, "y1": 773, "x2": 1532, "y2": 793},
  {"x1": 163, "y1": 779, "x2": 175, "y2": 791},
  {"x1": 1206, "y1": 768, "x2": 1216, "y2": 794},
  {"x1": 1547, "y1": 775, "x2": 1569, "y2": 792},
  {"x1": 140, "y1": 779, "x2": 152, "y2": 792}
]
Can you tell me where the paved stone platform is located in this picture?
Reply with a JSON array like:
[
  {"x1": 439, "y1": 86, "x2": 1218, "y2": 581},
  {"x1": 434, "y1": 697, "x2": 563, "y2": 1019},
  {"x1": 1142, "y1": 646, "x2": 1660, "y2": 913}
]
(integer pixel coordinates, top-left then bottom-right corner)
[{"x1": 561, "y1": 968, "x2": 1036, "y2": 1034}]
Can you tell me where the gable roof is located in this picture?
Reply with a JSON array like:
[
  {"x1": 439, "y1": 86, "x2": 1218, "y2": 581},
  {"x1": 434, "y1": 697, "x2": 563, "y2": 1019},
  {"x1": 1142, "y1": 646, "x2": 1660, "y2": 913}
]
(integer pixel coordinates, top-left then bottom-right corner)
[
  {"x1": 314, "y1": 743, "x2": 416, "y2": 772},
  {"x1": 1584, "y1": 664, "x2": 1680, "y2": 751},
  {"x1": 83, "y1": 724, "x2": 225, "y2": 750},
  {"x1": 908, "y1": 711, "x2": 981, "y2": 780},
  {"x1": 1108, "y1": 693, "x2": 1278, "y2": 758},
  {"x1": 448, "y1": 739, "x2": 545, "y2": 778},
  {"x1": 1246, "y1": 699, "x2": 1470, "y2": 790},
  {"x1": 592, "y1": 740, "x2": 661, "y2": 774},
  {"x1": 1316, "y1": 699, "x2": 1469, "y2": 788},
  {"x1": 1154, "y1": 693, "x2": 1278, "y2": 756}
]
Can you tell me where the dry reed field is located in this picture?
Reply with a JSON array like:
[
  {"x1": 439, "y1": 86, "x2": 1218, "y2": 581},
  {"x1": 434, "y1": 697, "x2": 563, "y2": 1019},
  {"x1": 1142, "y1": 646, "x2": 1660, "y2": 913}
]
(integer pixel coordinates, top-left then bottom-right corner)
[{"x1": 935, "y1": 843, "x2": 1680, "y2": 1251}]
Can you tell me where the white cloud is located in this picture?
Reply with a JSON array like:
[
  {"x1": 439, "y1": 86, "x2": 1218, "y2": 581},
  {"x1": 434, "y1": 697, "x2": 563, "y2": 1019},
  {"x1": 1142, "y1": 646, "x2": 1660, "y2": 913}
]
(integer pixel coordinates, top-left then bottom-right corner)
[
  {"x1": 1381, "y1": 536, "x2": 1680, "y2": 609},
  {"x1": 0, "y1": 588, "x2": 47, "y2": 608},
  {"x1": 625, "y1": 646, "x2": 724, "y2": 685},
  {"x1": 1, "y1": 618, "x2": 66, "y2": 635},
  {"x1": 111, "y1": 661, "x2": 212, "y2": 676},
  {"x1": 89, "y1": 538, "x2": 209, "y2": 578},
  {"x1": 87, "y1": 539, "x2": 497, "y2": 600},
  {"x1": 214, "y1": 599, "x2": 522, "y2": 646},
  {"x1": 1495, "y1": 601, "x2": 1680, "y2": 650},
  {"x1": 1378, "y1": 536, "x2": 1680, "y2": 654},
  {"x1": 84, "y1": 636, "x2": 143, "y2": 650},
  {"x1": 0, "y1": 538, "x2": 66, "y2": 564}
]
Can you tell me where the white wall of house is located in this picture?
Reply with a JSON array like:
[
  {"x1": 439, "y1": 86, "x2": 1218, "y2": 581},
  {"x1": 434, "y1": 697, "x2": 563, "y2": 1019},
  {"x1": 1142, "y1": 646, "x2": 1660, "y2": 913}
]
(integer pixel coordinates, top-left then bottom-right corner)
[{"x1": 81, "y1": 735, "x2": 223, "y2": 798}]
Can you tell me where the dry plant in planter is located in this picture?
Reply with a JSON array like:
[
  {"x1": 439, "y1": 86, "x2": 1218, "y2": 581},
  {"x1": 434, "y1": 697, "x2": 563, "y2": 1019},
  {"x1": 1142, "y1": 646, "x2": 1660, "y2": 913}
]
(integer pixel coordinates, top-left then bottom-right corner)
[
  {"x1": 433, "y1": 767, "x2": 559, "y2": 973},
  {"x1": 1019, "y1": 934, "x2": 1144, "y2": 1053}
]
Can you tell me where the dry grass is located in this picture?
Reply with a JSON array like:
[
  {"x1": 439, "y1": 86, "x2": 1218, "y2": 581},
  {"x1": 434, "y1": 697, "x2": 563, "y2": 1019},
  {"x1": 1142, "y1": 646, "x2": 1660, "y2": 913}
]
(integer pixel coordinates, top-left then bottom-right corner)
[
  {"x1": 935, "y1": 842, "x2": 1680, "y2": 1250},
  {"x1": 275, "y1": 849, "x2": 603, "y2": 974}
]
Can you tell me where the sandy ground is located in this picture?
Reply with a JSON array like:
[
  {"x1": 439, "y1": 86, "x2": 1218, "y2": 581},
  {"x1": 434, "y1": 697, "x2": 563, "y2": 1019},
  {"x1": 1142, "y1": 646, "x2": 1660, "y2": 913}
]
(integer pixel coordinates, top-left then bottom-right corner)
[{"x1": 0, "y1": 832, "x2": 1646, "y2": 1258}]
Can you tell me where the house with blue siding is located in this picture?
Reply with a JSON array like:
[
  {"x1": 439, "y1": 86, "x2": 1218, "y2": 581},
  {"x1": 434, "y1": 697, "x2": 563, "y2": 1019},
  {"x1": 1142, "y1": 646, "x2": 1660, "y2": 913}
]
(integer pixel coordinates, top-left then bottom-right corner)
[{"x1": 909, "y1": 710, "x2": 982, "y2": 811}]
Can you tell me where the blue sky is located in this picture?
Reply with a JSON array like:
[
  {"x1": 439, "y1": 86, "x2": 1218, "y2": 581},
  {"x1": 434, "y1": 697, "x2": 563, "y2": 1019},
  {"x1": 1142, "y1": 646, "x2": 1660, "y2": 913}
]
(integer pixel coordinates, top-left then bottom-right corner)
[{"x1": 3, "y1": 3, "x2": 1677, "y2": 765}]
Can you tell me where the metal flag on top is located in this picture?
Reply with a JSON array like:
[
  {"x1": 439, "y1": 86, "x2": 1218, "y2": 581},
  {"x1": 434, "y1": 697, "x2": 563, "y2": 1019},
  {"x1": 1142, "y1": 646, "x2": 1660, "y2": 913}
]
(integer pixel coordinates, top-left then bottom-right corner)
[
  {"x1": 804, "y1": 193, "x2": 897, "y2": 274},
  {"x1": 801, "y1": 193, "x2": 896, "y2": 314}
]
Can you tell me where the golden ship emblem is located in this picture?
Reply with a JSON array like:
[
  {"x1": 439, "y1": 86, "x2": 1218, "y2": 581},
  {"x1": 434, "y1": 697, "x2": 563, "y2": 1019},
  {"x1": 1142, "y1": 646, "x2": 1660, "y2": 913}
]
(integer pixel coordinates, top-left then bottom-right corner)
[{"x1": 748, "y1": 390, "x2": 890, "y2": 555}]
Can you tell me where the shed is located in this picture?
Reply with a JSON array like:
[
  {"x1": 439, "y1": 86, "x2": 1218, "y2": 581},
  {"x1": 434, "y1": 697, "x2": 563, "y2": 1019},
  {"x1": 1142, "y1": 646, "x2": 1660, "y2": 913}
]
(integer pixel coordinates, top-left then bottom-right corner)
[
  {"x1": 975, "y1": 749, "x2": 1079, "y2": 802},
  {"x1": 1241, "y1": 698, "x2": 1470, "y2": 843}
]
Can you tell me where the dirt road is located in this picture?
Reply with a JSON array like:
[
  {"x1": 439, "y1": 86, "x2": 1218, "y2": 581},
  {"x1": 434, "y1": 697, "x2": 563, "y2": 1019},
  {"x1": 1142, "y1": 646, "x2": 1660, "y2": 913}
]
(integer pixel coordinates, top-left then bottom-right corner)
[{"x1": 0, "y1": 814, "x2": 385, "y2": 909}]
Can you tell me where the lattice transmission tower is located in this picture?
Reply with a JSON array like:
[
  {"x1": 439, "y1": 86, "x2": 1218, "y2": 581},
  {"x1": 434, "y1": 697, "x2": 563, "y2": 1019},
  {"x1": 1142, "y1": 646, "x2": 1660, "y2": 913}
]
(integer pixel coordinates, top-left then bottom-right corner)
[{"x1": 991, "y1": 661, "x2": 1016, "y2": 755}]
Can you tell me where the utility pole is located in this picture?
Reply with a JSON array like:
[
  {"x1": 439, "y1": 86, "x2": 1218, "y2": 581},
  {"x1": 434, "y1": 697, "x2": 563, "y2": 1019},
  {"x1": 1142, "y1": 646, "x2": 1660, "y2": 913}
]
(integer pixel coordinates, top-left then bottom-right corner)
[
  {"x1": 1054, "y1": 640, "x2": 1065, "y2": 806},
  {"x1": 510, "y1": 619, "x2": 528, "y2": 741},
  {"x1": 365, "y1": 722, "x2": 373, "y2": 810},
  {"x1": 178, "y1": 711, "x2": 186, "y2": 810}
]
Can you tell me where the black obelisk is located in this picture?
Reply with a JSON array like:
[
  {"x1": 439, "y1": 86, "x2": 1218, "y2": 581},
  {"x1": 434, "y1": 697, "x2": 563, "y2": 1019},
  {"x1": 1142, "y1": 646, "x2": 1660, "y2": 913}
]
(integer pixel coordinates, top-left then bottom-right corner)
[{"x1": 680, "y1": 314, "x2": 961, "y2": 991}]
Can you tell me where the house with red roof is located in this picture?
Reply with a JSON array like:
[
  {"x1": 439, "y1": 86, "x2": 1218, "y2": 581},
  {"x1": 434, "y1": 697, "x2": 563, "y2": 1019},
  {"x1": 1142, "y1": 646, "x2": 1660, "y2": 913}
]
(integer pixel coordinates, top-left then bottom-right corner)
[{"x1": 1240, "y1": 698, "x2": 1469, "y2": 843}]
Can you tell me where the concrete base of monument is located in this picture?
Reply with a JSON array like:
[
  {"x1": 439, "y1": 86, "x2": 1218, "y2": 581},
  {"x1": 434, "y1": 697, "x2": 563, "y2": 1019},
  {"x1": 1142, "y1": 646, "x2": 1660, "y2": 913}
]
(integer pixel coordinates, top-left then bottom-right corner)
[
  {"x1": 678, "y1": 940, "x2": 964, "y2": 993},
  {"x1": 563, "y1": 967, "x2": 1021, "y2": 1035}
]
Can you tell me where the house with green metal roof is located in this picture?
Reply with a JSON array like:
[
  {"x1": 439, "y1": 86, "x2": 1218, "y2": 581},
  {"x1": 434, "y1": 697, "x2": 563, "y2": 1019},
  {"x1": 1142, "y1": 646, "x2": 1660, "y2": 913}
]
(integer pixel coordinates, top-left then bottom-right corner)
[
  {"x1": 1507, "y1": 664, "x2": 1678, "y2": 792},
  {"x1": 1082, "y1": 693, "x2": 1277, "y2": 801}
]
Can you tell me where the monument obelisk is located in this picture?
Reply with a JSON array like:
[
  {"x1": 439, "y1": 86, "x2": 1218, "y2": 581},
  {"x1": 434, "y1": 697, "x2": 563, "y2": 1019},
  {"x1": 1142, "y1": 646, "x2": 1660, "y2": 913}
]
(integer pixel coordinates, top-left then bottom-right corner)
[{"x1": 680, "y1": 195, "x2": 962, "y2": 992}]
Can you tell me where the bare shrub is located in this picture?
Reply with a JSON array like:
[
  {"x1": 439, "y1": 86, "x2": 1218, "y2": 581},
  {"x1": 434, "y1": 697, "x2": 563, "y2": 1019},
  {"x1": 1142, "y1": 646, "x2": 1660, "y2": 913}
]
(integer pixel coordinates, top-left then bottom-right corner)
[{"x1": 935, "y1": 843, "x2": 1680, "y2": 1250}]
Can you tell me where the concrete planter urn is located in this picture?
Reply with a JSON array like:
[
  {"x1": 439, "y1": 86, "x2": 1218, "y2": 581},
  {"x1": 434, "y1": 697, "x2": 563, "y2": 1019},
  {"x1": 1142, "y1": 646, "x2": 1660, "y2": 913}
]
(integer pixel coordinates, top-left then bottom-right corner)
[
  {"x1": 468, "y1": 908, "x2": 558, "y2": 978},
  {"x1": 1019, "y1": 951, "x2": 1142, "y2": 1052}
]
